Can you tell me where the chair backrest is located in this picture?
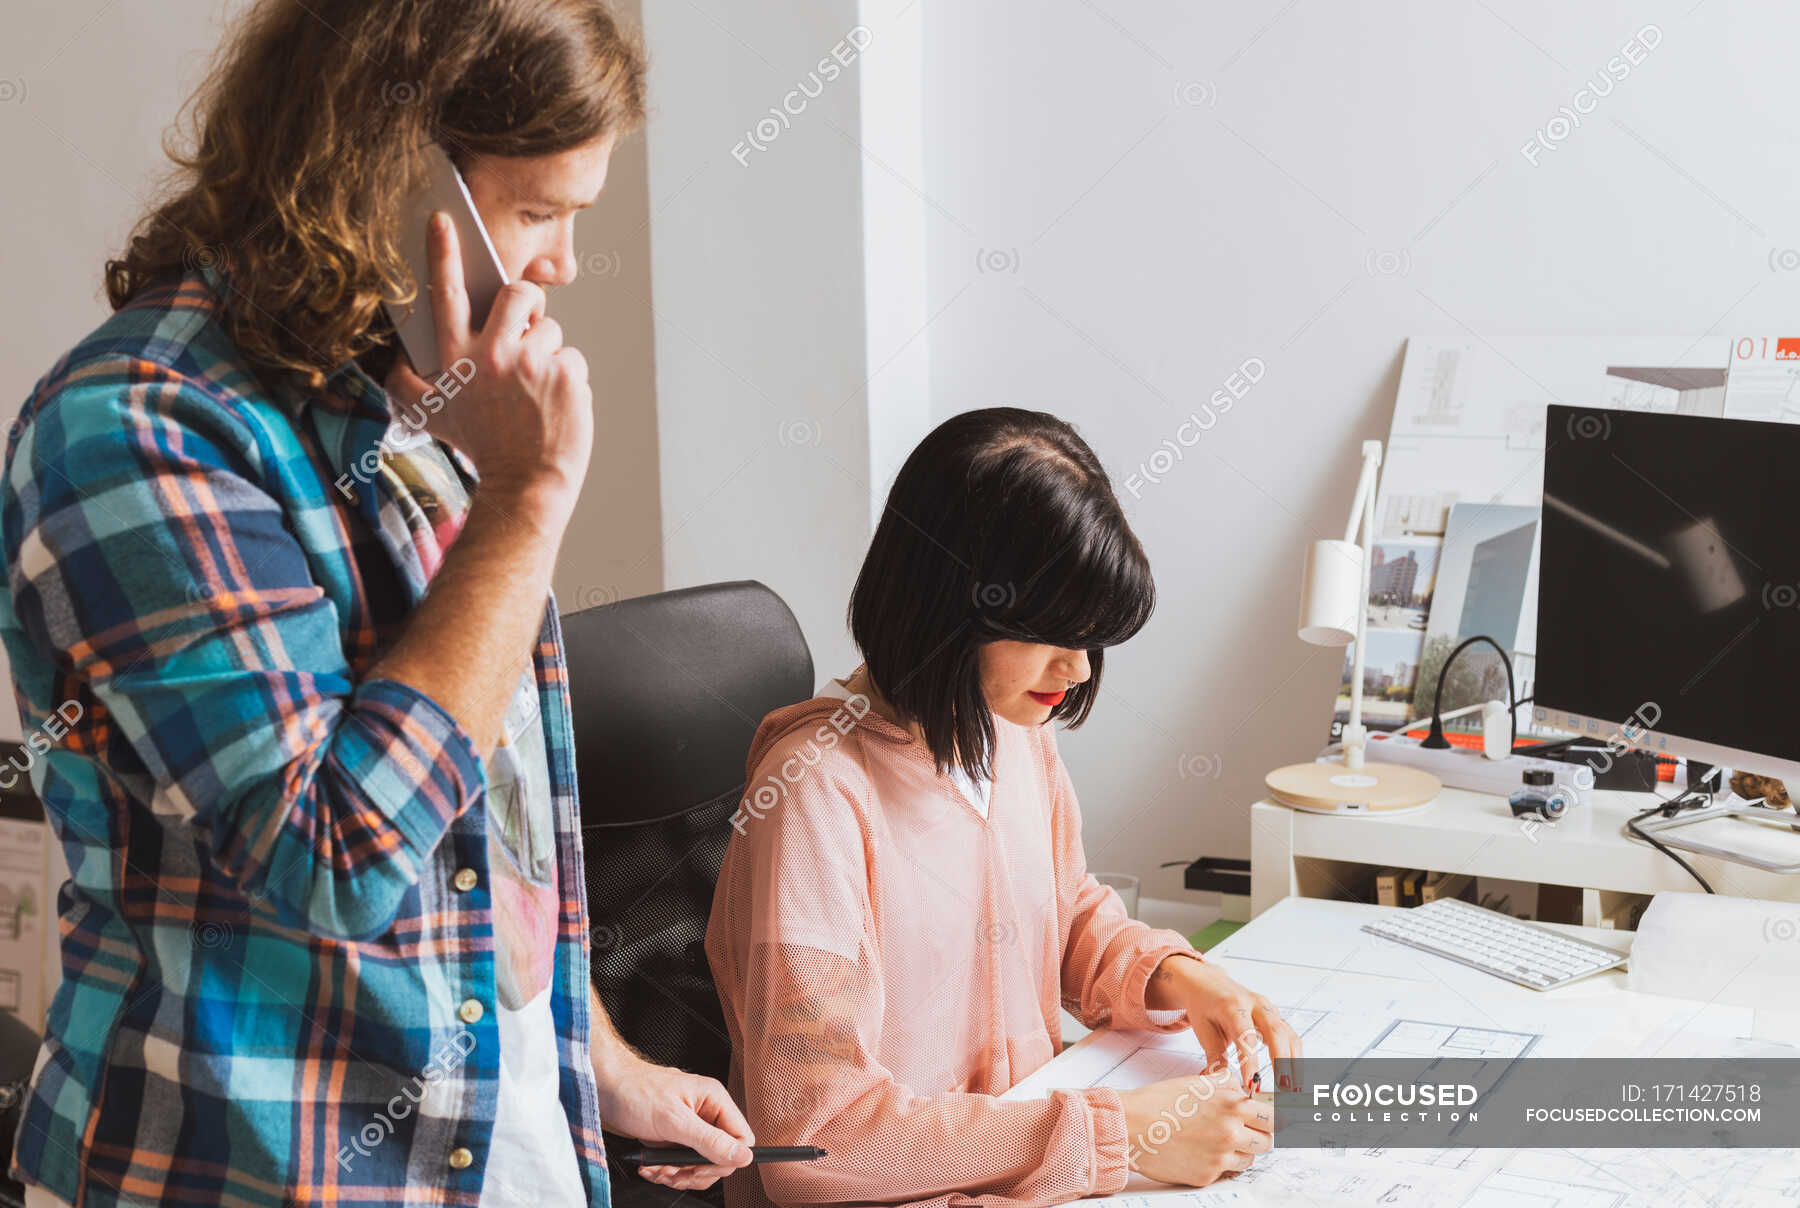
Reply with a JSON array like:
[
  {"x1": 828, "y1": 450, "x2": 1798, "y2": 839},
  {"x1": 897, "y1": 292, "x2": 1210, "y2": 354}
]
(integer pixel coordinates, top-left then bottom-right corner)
[{"x1": 562, "y1": 581, "x2": 813, "y2": 1084}]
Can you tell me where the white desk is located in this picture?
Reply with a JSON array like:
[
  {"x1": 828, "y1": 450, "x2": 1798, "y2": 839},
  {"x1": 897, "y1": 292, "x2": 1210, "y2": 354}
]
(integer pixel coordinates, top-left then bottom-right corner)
[
  {"x1": 1010, "y1": 896, "x2": 1800, "y2": 1206},
  {"x1": 1249, "y1": 784, "x2": 1800, "y2": 920}
]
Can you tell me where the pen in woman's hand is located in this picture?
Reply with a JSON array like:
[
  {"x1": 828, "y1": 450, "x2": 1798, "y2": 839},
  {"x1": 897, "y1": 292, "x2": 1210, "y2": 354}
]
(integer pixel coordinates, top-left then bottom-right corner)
[{"x1": 622, "y1": 1145, "x2": 826, "y2": 1166}]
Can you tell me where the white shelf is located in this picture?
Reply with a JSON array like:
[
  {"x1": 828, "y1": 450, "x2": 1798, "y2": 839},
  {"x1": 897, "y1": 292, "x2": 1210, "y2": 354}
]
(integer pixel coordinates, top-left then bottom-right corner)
[{"x1": 1250, "y1": 785, "x2": 1800, "y2": 920}]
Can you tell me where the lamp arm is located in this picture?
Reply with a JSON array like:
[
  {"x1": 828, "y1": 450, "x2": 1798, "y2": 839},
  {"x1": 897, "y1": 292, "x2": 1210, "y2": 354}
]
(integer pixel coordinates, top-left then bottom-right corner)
[
  {"x1": 1342, "y1": 441, "x2": 1382, "y2": 770},
  {"x1": 1341, "y1": 440, "x2": 1383, "y2": 545}
]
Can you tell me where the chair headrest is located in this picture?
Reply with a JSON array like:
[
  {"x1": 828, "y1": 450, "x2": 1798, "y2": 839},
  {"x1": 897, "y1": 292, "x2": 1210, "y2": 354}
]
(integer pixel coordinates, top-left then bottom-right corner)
[{"x1": 561, "y1": 580, "x2": 814, "y2": 827}]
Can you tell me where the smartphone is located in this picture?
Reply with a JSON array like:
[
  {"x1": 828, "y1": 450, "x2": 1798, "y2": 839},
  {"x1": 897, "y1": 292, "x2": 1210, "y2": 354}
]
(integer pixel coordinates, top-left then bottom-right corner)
[{"x1": 384, "y1": 142, "x2": 510, "y2": 378}]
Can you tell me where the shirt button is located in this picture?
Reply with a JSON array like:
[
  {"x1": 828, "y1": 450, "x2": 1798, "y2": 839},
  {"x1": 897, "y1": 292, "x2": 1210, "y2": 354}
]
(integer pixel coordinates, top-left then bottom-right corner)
[
  {"x1": 453, "y1": 868, "x2": 478, "y2": 892},
  {"x1": 448, "y1": 1147, "x2": 473, "y2": 1170},
  {"x1": 458, "y1": 998, "x2": 484, "y2": 1025}
]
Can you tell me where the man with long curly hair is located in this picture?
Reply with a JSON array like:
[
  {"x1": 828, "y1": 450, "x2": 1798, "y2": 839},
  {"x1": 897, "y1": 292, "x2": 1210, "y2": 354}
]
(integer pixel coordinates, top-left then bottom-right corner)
[{"x1": 0, "y1": 2, "x2": 752, "y2": 1205}]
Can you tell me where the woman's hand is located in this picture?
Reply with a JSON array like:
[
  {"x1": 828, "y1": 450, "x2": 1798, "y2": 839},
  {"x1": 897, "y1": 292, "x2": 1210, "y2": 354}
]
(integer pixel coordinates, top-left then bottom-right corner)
[
  {"x1": 593, "y1": 1051, "x2": 755, "y2": 1191},
  {"x1": 1147, "y1": 953, "x2": 1303, "y2": 1092},
  {"x1": 1117, "y1": 1070, "x2": 1273, "y2": 1187}
]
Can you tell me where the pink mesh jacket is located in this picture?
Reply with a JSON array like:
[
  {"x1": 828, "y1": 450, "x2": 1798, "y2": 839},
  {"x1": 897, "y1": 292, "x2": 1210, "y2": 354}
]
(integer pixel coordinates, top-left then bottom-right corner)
[{"x1": 705, "y1": 693, "x2": 1198, "y2": 1208}]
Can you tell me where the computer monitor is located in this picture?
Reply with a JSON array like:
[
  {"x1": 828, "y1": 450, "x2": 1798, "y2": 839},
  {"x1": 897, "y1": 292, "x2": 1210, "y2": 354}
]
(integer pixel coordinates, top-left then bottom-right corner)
[{"x1": 1536, "y1": 404, "x2": 1800, "y2": 784}]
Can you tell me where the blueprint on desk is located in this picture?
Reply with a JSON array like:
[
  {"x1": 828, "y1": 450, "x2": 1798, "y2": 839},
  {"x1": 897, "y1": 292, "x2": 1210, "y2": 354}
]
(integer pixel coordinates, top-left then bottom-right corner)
[{"x1": 1003, "y1": 898, "x2": 1800, "y2": 1208}]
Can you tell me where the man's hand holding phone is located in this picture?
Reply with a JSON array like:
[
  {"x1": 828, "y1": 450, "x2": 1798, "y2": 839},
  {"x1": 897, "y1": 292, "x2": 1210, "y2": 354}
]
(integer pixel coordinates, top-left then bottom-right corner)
[{"x1": 385, "y1": 210, "x2": 594, "y2": 530}]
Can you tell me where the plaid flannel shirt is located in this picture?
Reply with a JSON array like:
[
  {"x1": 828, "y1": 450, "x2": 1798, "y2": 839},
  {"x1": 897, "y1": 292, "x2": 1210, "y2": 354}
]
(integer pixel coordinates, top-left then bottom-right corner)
[{"x1": 0, "y1": 266, "x2": 611, "y2": 1207}]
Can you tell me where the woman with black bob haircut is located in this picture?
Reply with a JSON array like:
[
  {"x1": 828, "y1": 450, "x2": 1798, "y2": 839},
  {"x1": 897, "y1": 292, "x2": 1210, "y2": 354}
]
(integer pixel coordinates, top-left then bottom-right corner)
[
  {"x1": 706, "y1": 409, "x2": 1298, "y2": 1208},
  {"x1": 850, "y1": 405, "x2": 1154, "y2": 782}
]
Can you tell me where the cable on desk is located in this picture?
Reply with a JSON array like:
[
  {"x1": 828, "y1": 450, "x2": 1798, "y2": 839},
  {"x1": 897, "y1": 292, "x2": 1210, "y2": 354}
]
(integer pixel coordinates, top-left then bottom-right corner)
[
  {"x1": 1624, "y1": 768, "x2": 1719, "y2": 894},
  {"x1": 1626, "y1": 806, "x2": 1714, "y2": 894}
]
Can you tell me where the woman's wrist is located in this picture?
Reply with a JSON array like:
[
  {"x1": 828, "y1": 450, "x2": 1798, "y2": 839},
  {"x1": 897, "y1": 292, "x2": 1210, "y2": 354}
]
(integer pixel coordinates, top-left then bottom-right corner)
[{"x1": 1144, "y1": 950, "x2": 1206, "y2": 1012}]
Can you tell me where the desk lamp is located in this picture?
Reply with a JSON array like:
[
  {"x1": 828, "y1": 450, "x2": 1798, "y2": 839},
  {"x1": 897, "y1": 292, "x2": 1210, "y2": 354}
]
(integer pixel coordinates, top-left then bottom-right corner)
[{"x1": 1266, "y1": 440, "x2": 1441, "y2": 814}]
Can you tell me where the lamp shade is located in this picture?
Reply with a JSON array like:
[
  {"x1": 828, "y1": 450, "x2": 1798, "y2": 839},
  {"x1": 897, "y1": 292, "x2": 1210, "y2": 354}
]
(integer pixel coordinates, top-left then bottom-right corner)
[{"x1": 1297, "y1": 538, "x2": 1361, "y2": 646}]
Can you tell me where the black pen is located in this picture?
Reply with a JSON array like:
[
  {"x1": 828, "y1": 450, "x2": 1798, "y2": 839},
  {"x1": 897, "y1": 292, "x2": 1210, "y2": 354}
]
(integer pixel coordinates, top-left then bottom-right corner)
[{"x1": 621, "y1": 1145, "x2": 827, "y2": 1166}]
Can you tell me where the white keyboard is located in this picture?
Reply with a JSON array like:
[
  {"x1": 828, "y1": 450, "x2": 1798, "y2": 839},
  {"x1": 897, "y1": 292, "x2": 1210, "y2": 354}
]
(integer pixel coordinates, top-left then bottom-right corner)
[{"x1": 1361, "y1": 898, "x2": 1628, "y2": 990}]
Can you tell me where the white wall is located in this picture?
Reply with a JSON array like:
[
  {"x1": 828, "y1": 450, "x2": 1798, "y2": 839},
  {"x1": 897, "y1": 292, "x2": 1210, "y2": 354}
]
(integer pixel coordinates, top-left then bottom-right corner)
[
  {"x1": 549, "y1": 0, "x2": 665, "y2": 612},
  {"x1": 914, "y1": 0, "x2": 1800, "y2": 898},
  {"x1": 639, "y1": 1, "x2": 906, "y2": 680}
]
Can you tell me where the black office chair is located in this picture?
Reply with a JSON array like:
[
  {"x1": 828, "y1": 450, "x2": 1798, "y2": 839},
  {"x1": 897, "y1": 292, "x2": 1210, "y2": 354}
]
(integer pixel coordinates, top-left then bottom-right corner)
[
  {"x1": 0, "y1": 1009, "x2": 39, "y2": 1208},
  {"x1": 563, "y1": 581, "x2": 813, "y2": 1207}
]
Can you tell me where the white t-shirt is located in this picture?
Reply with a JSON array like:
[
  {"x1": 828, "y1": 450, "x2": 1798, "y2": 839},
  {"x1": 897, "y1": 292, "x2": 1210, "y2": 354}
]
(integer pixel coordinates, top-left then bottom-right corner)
[
  {"x1": 818, "y1": 676, "x2": 993, "y2": 818},
  {"x1": 480, "y1": 673, "x2": 588, "y2": 1208},
  {"x1": 24, "y1": 1175, "x2": 71, "y2": 1208},
  {"x1": 483, "y1": 985, "x2": 588, "y2": 1207}
]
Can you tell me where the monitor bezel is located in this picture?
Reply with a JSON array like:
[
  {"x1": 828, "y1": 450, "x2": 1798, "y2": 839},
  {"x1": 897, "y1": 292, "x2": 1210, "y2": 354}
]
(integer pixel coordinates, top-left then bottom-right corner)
[{"x1": 1533, "y1": 699, "x2": 1800, "y2": 787}]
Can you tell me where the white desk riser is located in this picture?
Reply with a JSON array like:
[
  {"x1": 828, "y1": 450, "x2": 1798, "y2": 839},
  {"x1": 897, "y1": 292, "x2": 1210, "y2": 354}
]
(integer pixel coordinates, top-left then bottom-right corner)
[{"x1": 1249, "y1": 783, "x2": 1800, "y2": 921}]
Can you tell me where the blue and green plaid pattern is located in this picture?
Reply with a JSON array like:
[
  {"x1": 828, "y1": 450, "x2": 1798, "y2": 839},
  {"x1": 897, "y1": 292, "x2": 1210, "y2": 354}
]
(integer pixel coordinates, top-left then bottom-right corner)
[{"x1": 0, "y1": 266, "x2": 610, "y2": 1206}]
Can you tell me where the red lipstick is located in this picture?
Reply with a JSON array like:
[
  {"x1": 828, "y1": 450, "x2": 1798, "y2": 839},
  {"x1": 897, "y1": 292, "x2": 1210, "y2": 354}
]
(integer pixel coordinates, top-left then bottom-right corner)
[{"x1": 1027, "y1": 689, "x2": 1067, "y2": 707}]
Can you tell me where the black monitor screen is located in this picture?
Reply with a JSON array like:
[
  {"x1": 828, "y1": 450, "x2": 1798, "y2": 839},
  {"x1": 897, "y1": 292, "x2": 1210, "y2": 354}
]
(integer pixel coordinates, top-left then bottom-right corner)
[{"x1": 1539, "y1": 405, "x2": 1800, "y2": 765}]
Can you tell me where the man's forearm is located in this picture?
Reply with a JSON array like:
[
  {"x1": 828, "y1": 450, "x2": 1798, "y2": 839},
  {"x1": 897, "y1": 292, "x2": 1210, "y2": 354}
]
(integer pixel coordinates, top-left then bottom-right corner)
[
  {"x1": 368, "y1": 482, "x2": 570, "y2": 757},
  {"x1": 589, "y1": 981, "x2": 640, "y2": 1077}
]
